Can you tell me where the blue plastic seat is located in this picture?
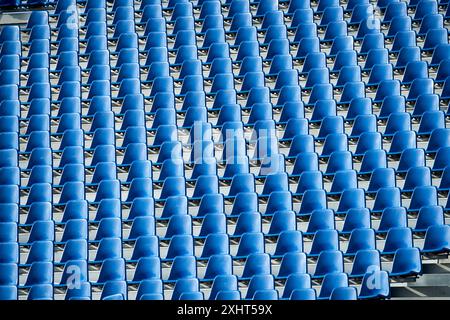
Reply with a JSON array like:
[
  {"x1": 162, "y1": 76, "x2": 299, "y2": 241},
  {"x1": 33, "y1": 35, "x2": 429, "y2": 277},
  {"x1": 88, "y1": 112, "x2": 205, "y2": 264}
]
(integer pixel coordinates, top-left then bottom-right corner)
[
  {"x1": 422, "y1": 224, "x2": 450, "y2": 253},
  {"x1": 346, "y1": 228, "x2": 376, "y2": 255},
  {"x1": 318, "y1": 272, "x2": 348, "y2": 300},
  {"x1": 309, "y1": 229, "x2": 339, "y2": 256},
  {"x1": 306, "y1": 209, "x2": 334, "y2": 234},
  {"x1": 28, "y1": 284, "x2": 53, "y2": 300},
  {"x1": 289, "y1": 288, "x2": 317, "y2": 300},
  {"x1": 94, "y1": 237, "x2": 122, "y2": 262},
  {"x1": 359, "y1": 270, "x2": 390, "y2": 299},
  {"x1": 314, "y1": 250, "x2": 344, "y2": 277},
  {"x1": 65, "y1": 281, "x2": 91, "y2": 300},
  {"x1": 350, "y1": 249, "x2": 381, "y2": 277},
  {"x1": 384, "y1": 112, "x2": 411, "y2": 136},
  {"x1": 382, "y1": 227, "x2": 413, "y2": 254},
  {"x1": 277, "y1": 251, "x2": 307, "y2": 278},
  {"x1": 390, "y1": 247, "x2": 422, "y2": 277},
  {"x1": 245, "y1": 274, "x2": 274, "y2": 300},
  {"x1": 268, "y1": 210, "x2": 296, "y2": 235},
  {"x1": 320, "y1": 131, "x2": 348, "y2": 157},
  {"x1": 298, "y1": 189, "x2": 327, "y2": 216},
  {"x1": 199, "y1": 214, "x2": 226, "y2": 237},
  {"x1": 377, "y1": 207, "x2": 408, "y2": 233},
  {"x1": 281, "y1": 273, "x2": 311, "y2": 299},
  {"x1": 168, "y1": 256, "x2": 197, "y2": 281},
  {"x1": 287, "y1": 0, "x2": 311, "y2": 14},
  {"x1": 233, "y1": 212, "x2": 261, "y2": 236},
  {"x1": 427, "y1": 129, "x2": 450, "y2": 153},
  {"x1": 25, "y1": 261, "x2": 53, "y2": 286},
  {"x1": 412, "y1": 94, "x2": 440, "y2": 118},
  {"x1": 198, "y1": 233, "x2": 228, "y2": 259},
  {"x1": 241, "y1": 253, "x2": 271, "y2": 279},
  {"x1": 372, "y1": 187, "x2": 402, "y2": 214},
  {"x1": 0, "y1": 263, "x2": 17, "y2": 286},
  {"x1": 330, "y1": 287, "x2": 358, "y2": 300}
]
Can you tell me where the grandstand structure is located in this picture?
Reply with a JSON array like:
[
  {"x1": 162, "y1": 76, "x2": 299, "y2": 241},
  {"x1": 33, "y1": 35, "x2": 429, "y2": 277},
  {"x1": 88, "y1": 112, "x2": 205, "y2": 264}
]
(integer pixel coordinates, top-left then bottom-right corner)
[{"x1": 0, "y1": 0, "x2": 449, "y2": 300}]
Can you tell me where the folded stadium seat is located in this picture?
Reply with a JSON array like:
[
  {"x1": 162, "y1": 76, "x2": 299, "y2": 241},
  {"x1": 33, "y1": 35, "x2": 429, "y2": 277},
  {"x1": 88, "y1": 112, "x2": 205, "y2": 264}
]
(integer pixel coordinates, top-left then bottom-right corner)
[
  {"x1": 207, "y1": 274, "x2": 237, "y2": 301},
  {"x1": 329, "y1": 170, "x2": 358, "y2": 195},
  {"x1": 377, "y1": 207, "x2": 408, "y2": 233},
  {"x1": 291, "y1": 153, "x2": 319, "y2": 177},
  {"x1": 164, "y1": 214, "x2": 192, "y2": 239},
  {"x1": 317, "y1": 272, "x2": 348, "y2": 300},
  {"x1": 295, "y1": 37, "x2": 320, "y2": 61},
  {"x1": 252, "y1": 290, "x2": 278, "y2": 300},
  {"x1": 372, "y1": 187, "x2": 402, "y2": 214},
  {"x1": 164, "y1": 234, "x2": 193, "y2": 260},
  {"x1": 341, "y1": 207, "x2": 371, "y2": 233},
  {"x1": 60, "y1": 239, "x2": 88, "y2": 264},
  {"x1": 167, "y1": 256, "x2": 197, "y2": 282},
  {"x1": 99, "y1": 280, "x2": 127, "y2": 300},
  {"x1": 411, "y1": 94, "x2": 439, "y2": 118},
  {"x1": 384, "y1": 112, "x2": 411, "y2": 138},
  {"x1": 382, "y1": 227, "x2": 413, "y2": 255},
  {"x1": 27, "y1": 284, "x2": 53, "y2": 300},
  {"x1": 26, "y1": 241, "x2": 52, "y2": 264},
  {"x1": 346, "y1": 228, "x2": 376, "y2": 255},
  {"x1": 159, "y1": 196, "x2": 187, "y2": 219},
  {"x1": 0, "y1": 203, "x2": 19, "y2": 222},
  {"x1": 267, "y1": 210, "x2": 296, "y2": 235},
  {"x1": 60, "y1": 200, "x2": 88, "y2": 223},
  {"x1": 390, "y1": 247, "x2": 422, "y2": 277},
  {"x1": 423, "y1": 27, "x2": 448, "y2": 52},
  {"x1": 359, "y1": 270, "x2": 390, "y2": 299},
  {"x1": 294, "y1": 171, "x2": 322, "y2": 196},
  {"x1": 132, "y1": 256, "x2": 161, "y2": 283},
  {"x1": 272, "y1": 229, "x2": 303, "y2": 257},
  {"x1": 422, "y1": 224, "x2": 450, "y2": 254},
  {"x1": 438, "y1": 165, "x2": 450, "y2": 191},
  {"x1": 297, "y1": 189, "x2": 327, "y2": 217},
  {"x1": 275, "y1": 251, "x2": 306, "y2": 277},
  {"x1": 308, "y1": 229, "x2": 339, "y2": 257},
  {"x1": 313, "y1": 250, "x2": 344, "y2": 278},
  {"x1": 241, "y1": 253, "x2": 271, "y2": 279},
  {"x1": 65, "y1": 282, "x2": 91, "y2": 300},
  {"x1": 198, "y1": 233, "x2": 228, "y2": 260},
  {"x1": 350, "y1": 249, "x2": 381, "y2": 278},
  {"x1": 426, "y1": 128, "x2": 450, "y2": 154},
  {"x1": 281, "y1": 273, "x2": 311, "y2": 299},
  {"x1": 203, "y1": 254, "x2": 233, "y2": 281},
  {"x1": 304, "y1": 209, "x2": 334, "y2": 235},
  {"x1": 397, "y1": 149, "x2": 425, "y2": 175},
  {"x1": 245, "y1": 274, "x2": 274, "y2": 300},
  {"x1": 432, "y1": 147, "x2": 450, "y2": 173},
  {"x1": 228, "y1": 11, "x2": 252, "y2": 32},
  {"x1": 0, "y1": 223, "x2": 17, "y2": 244},
  {"x1": 0, "y1": 242, "x2": 18, "y2": 264},
  {"x1": 0, "y1": 262, "x2": 17, "y2": 288},
  {"x1": 136, "y1": 279, "x2": 163, "y2": 300},
  {"x1": 130, "y1": 235, "x2": 159, "y2": 262},
  {"x1": 418, "y1": 111, "x2": 446, "y2": 136},
  {"x1": 233, "y1": 212, "x2": 262, "y2": 236},
  {"x1": 24, "y1": 261, "x2": 53, "y2": 287},
  {"x1": 402, "y1": 60, "x2": 428, "y2": 85},
  {"x1": 387, "y1": 16, "x2": 412, "y2": 38},
  {"x1": 93, "y1": 237, "x2": 121, "y2": 262},
  {"x1": 60, "y1": 219, "x2": 86, "y2": 242}
]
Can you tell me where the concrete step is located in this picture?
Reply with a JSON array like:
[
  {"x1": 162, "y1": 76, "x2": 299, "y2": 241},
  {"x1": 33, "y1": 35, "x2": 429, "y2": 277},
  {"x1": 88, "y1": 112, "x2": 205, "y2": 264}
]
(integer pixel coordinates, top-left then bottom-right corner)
[{"x1": 391, "y1": 262, "x2": 450, "y2": 299}]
